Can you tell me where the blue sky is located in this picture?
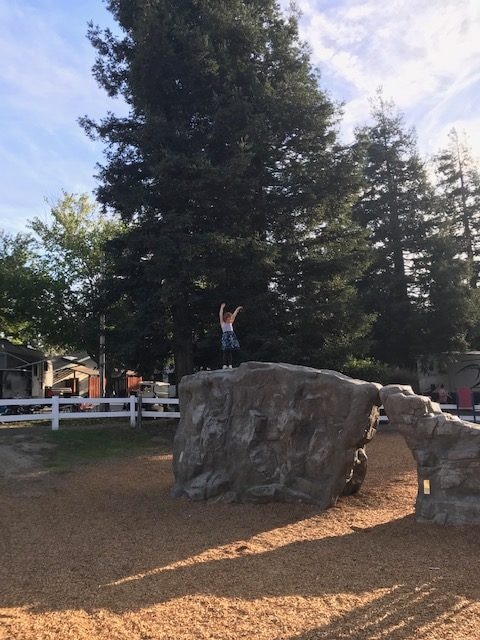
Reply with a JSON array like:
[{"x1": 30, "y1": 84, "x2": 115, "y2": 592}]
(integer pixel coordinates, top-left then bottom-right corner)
[{"x1": 1, "y1": 0, "x2": 479, "y2": 235}]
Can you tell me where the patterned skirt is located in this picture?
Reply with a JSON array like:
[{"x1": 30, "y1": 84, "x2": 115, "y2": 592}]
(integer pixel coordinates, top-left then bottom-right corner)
[{"x1": 221, "y1": 330, "x2": 240, "y2": 351}]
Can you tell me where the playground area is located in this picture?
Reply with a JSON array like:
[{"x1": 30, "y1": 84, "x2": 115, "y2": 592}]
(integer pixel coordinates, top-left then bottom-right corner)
[{"x1": 0, "y1": 428, "x2": 478, "y2": 640}]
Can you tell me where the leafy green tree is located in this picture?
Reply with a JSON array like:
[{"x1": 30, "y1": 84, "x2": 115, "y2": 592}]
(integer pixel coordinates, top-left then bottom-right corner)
[
  {"x1": 29, "y1": 193, "x2": 126, "y2": 377},
  {"x1": 0, "y1": 231, "x2": 54, "y2": 347},
  {"x1": 82, "y1": 0, "x2": 372, "y2": 378},
  {"x1": 353, "y1": 94, "x2": 433, "y2": 367}
]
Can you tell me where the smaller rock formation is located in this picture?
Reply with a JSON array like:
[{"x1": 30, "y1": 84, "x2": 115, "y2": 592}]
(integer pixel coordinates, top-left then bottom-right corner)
[
  {"x1": 173, "y1": 362, "x2": 381, "y2": 508},
  {"x1": 380, "y1": 385, "x2": 480, "y2": 525}
]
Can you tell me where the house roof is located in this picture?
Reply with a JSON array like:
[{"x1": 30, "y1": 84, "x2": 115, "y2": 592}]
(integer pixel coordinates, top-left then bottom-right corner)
[
  {"x1": 53, "y1": 353, "x2": 97, "y2": 371},
  {"x1": 0, "y1": 339, "x2": 45, "y2": 364},
  {"x1": 55, "y1": 362, "x2": 98, "y2": 377}
]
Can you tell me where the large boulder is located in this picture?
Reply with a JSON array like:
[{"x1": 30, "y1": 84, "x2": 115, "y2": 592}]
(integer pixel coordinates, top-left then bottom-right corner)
[
  {"x1": 173, "y1": 362, "x2": 381, "y2": 508},
  {"x1": 380, "y1": 384, "x2": 480, "y2": 525}
]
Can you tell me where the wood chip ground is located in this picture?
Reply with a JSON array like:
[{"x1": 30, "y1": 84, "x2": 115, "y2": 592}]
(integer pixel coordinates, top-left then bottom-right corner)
[{"x1": 0, "y1": 431, "x2": 479, "y2": 640}]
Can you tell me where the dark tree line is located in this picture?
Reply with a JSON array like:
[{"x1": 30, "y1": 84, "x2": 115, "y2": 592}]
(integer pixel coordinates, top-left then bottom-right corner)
[
  {"x1": 2, "y1": 1, "x2": 480, "y2": 384},
  {"x1": 80, "y1": 0, "x2": 371, "y2": 379},
  {"x1": 352, "y1": 96, "x2": 480, "y2": 369}
]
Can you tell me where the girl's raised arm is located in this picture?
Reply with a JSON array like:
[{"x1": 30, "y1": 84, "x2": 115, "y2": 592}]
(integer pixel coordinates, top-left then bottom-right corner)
[
  {"x1": 219, "y1": 302, "x2": 226, "y2": 326},
  {"x1": 231, "y1": 306, "x2": 243, "y2": 323}
]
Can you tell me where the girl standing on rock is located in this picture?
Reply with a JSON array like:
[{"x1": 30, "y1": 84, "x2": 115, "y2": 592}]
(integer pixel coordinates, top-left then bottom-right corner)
[{"x1": 219, "y1": 302, "x2": 243, "y2": 368}]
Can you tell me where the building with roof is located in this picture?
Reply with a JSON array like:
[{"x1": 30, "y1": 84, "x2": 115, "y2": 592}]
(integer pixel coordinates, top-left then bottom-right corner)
[{"x1": 0, "y1": 339, "x2": 53, "y2": 398}]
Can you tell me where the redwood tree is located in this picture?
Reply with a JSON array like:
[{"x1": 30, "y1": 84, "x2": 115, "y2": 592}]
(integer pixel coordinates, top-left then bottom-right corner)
[{"x1": 83, "y1": 0, "x2": 371, "y2": 378}]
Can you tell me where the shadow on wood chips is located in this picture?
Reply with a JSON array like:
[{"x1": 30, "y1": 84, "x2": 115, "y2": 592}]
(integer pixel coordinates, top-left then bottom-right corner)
[{"x1": 0, "y1": 431, "x2": 479, "y2": 640}]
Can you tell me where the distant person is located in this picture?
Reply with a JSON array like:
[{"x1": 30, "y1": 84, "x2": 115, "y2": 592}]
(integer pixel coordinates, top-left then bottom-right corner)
[
  {"x1": 426, "y1": 384, "x2": 438, "y2": 401},
  {"x1": 219, "y1": 302, "x2": 243, "y2": 368},
  {"x1": 435, "y1": 384, "x2": 451, "y2": 404}
]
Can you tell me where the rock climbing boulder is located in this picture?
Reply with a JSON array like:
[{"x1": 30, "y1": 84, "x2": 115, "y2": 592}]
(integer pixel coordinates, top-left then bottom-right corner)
[{"x1": 173, "y1": 361, "x2": 381, "y2": 508}]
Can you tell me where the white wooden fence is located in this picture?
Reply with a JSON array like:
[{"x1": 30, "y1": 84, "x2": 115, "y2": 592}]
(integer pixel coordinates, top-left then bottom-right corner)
[
  {"x1": 0, "y1": 398, "x2": 477, "y2": 431},
  {"x1": 0, "y1": 396, "x2": 180, "y2": 430},
  {"x1": 378, "y1": 403, "x2": 478, "y2": 425}
]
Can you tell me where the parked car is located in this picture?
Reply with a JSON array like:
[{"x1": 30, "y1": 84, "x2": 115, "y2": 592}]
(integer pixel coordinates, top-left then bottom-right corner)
[{"x1": 138, "y1": 381, "x2": 170, "y2": 412}]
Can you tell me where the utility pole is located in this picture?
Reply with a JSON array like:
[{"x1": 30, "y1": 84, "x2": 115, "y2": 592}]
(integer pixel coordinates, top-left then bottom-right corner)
[{"x1": 99, "y1": 312, "x2": 106, "y2": 398}]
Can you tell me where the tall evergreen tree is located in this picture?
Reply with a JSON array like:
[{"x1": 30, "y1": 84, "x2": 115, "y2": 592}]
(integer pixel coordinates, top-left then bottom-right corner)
[
  {"x1": 414, "y1": 224, "x2": 473, "y2": 357},
  {"x1": 275, "y1": 145, "x2": 374, "y2": 368},
  {"x1": 83, "y1": 0, "x2": 371, "y2": 378},
  {"x1": 410, "y1": 131, "x2": 480, "y2": 359},
  {"x1": 353, "y1": 94, "x2": 433, "y2": 367},
  {"x1": 433, "y1": 128, "x2": 480, "y2": 289}
]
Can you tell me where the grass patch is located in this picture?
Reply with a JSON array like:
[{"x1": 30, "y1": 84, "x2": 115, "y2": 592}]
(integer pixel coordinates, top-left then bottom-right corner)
[{"x1": 45, "y1": 423, "x2": 175, "y2": 472}]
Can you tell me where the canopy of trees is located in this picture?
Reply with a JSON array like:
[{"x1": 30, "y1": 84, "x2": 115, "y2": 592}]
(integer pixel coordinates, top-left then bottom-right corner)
[
  {"x1": 0, "y1": 194, "x2": 126, "y2": 386},
  {"x1": 80, "y1": 0, "x2": 373, "y2": 379},
  {"x1": 1, "y1": 1, "x2": 480, "y2": 385}
]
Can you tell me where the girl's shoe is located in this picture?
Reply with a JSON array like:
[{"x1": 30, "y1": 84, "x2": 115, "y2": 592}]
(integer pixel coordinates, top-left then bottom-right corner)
[
  {"x1": 228, "y1": 365, "x2": 233, "y2": 368},
  {"x1": 222, "y1": 365, "x2": 228, "y2": 369}
]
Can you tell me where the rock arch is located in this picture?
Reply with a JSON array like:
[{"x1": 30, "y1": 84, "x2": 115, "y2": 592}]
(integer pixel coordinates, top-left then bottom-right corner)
[{"x1": 380, "y1": 384, "x2": 480, "y2": 525}]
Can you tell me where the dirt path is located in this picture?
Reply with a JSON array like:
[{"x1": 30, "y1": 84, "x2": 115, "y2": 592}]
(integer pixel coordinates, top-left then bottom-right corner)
[
  {"x1": 0, "y1": 431, "x2": 54, "y2": 483},
  {"x1": 0, "y1": 432, "x2": 479, "y2": 640}
]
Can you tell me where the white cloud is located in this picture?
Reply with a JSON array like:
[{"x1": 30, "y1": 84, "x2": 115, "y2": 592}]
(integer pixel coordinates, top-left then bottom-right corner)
[
  {"x1": 284, "y1": 0, "x2": 480, "y2": 154},
  {"x1": 1, "y1": 0, "x2": 479, "y2": 236},
  {"x1": 422, "y1": 115, "x2": 480, "y2": 164}
]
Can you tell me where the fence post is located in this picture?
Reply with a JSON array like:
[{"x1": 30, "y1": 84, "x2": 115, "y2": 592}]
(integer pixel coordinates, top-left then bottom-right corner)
[
  {"x1": 129, "y1": 395, "x2": 136, "y2": 428},
  {"x1": 51, "y1": 396, "x2": 59, "y2": 431},
  {"x1": 136, "y1": 392, "x2": 143, "y2": 429}
]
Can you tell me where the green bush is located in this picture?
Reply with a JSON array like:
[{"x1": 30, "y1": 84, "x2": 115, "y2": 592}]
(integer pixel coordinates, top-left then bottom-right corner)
[{"x1": 340, "y1": 357, "x2": 419, "y2": 391}]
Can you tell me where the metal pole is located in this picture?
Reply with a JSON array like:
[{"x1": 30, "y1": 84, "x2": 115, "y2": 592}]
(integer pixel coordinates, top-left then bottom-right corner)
[
  {"x1": 99, "y1": 313, "x2": 106, "y2": 399},
  {"x1": 136, "y1": 392, "x2": 143, "y2": 429}
]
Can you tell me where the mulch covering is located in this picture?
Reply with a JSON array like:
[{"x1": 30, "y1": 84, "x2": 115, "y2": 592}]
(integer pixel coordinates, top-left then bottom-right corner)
[{"x1": 0, "y1": 432, "x2": 479, "y2": 640}]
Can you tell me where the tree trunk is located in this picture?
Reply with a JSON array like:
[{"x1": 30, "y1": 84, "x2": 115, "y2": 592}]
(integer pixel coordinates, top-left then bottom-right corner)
[
  {"x1": 105, "y1": 360, "x2": 115, "y2": 396},
  {"x1": 385, "y1": 158, "x2": 409, "y2": 304},
  {"x1": 172, "y1": 305, "x2": 194, "y2": 388},
  {"x1": 457, "y1": 153, "x2": 476, "y2": 287},
  {"x1": 174, "y1": 345, "x2": 194, "y2": 388}
]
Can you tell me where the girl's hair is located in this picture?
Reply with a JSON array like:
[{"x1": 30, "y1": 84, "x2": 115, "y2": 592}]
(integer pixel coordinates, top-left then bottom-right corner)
[{"x1": 223, "y1": 312, "x2": 232, "y2": 322}]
